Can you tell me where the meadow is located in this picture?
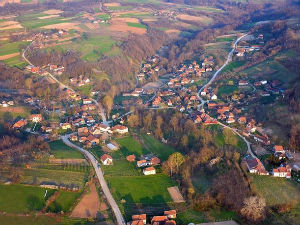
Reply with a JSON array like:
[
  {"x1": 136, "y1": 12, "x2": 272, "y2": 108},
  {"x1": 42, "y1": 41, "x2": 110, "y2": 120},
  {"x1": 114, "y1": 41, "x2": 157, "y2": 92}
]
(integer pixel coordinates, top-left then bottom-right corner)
[
  {"x1": 0, "y1": 41, "x2": 30, "y2": 56},
  {"x1": 47, "y1": 191, "x2": 81, "y2": 213},
  {"x1": 102, "y1": 159, "x2": 141, "y2": 176},
  {"x1": 49, "y1": 140, "x2": 84, "y2": 159},
  {"x1": 0, "y1": 184, "x2": 54, "y2": 213}
]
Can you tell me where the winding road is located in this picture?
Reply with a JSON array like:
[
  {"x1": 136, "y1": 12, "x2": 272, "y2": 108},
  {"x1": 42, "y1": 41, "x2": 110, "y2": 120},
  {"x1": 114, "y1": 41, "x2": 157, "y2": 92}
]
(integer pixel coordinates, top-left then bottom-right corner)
[{"x1": 61, "y1": 134, "x2": 125, "y2": 225}]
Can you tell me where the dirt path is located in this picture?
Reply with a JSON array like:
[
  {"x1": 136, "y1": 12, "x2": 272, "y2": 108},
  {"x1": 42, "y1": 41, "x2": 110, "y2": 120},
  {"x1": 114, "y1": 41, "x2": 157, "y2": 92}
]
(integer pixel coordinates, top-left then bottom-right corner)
[{"x1": 71, "y1": 183, "x2": 102, "y2": 218}]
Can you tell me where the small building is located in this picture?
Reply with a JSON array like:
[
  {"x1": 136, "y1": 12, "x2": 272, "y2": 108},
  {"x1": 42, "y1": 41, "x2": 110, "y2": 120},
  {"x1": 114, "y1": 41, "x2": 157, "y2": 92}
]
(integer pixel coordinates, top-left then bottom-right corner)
[
  {"x1": 150, "y1": 157, "x2": 161, "y2": 165},
  {"x1": 111, "y1": 125, "x2": 128, "y2": 134},
  {"x1": 143, "y1": 166, "x2": 156, "y2": 175},
  {"x1": 137, "y1": 159, "x2": 150, "y2": 168},
  {"x1": 132, "y1": 214, "x2": 146, "y2": 225},
  {"x1": 13, "y1": 119, "x2": 27, "y2": 129},
  {"x1": 239, "y1": 80, "x2": 249, "y2": 86},
  {"x1": 100, "y1": 154, "x2": 113, "y2": 165},
  {"x1": 61, "y1": 123, "x2": 71, "y2": 130},
  {"x1": 151, "y1": 216, "x2": 168, "y2": 225},
  {"x1": 164, "y1": 210, "x2": 176, "y2": 219},
  {"x1": 126, "y1": 154, "x2": 136, "y2": 162},
  {"x1": 238, "y1": 117, "x2": 247, "y2": 124},
  {"x1": 29, "y1": 114, "x2": 43, "y2": 123},
  {"x1": 107, "y1": 143, "x2": 118, "y2": 151}
]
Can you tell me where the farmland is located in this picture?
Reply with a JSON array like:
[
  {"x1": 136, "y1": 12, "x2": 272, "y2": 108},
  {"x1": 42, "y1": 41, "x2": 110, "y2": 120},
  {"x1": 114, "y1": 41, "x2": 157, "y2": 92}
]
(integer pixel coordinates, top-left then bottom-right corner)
[
  {"x1": 48, "y1": 191, "x2": 81, "y2": 213},
  {"x1": 49, "y1": 140, "x2": 84, "y2": 159}
]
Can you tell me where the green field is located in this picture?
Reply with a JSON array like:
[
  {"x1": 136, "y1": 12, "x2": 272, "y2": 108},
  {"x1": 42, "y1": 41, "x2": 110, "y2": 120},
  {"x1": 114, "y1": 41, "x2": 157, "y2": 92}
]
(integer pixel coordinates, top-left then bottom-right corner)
[
  {"x1": 193, "y1": 6, "x2": 224, "y2": 13},
  {"x1": 216, "y1": 36, "x2": 236, "y2": 42},
  {"x1": 217, "y1": 85, "x2": 238, "y2": 95},
  {"x1": 222, "y1": 61, "x2": 246, "y2": 73},
  {"x1": 1, "y1": 55, "x2": 27, "y2": 68},
  {"x1": 107, "y1": 174, "x2": 175, "y2": 204},
  {"x1": 102, "y1": 159, "x2": 141, "y2": 176},
  {"x1": 252, "y1": 175, "x2": 300, "y2": 206},
  {"x1": 96, "y1": 14, "x2": 110, "y2": 20},
  {"x1": 0, "y1": 184, "x2": 54, "y2": 213},
  {"x1": 119, "y1": 12, "x2": 151, "y2": 18},
  {"x1": 117, "y1": 135, "x2": 148, "y2": 156},
  {"x1": 0, "y1": 214, "x2": 91, "y2": 225},
  {"x1": 49, "y1": 140, "x2": 84, "y2": 159},
  {"x1": 0, "y1": 41, "x2": 30, "y2": 56},
  {"x1": 21, "y1": 168, "x2": 87, "y2": 189},
  {"x1": 108, "y1": 6, "x2": 132, "y2": 10},
  {"x1": 47, "y1": 191, "x2": 81, "y2": 212},
  {"x1": 126, "y1": 22, "x2": 147, "y2": 29}
]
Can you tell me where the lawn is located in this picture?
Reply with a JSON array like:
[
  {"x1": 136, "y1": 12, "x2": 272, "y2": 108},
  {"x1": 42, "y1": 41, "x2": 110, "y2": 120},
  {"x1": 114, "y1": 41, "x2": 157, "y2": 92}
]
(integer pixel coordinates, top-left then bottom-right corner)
[
  {"x1": 217, "y1": 85, "x2": 238, "y2": 95},
  {"x1": 193, "y1": 6, "x2": 224, "y2": 13},
  {"x1": 0, "y1": 184, "x2": 54, "y2": 213},
  {"x1": 141, "y1": 134, "x2": 176, "y2": 161},
  {"x1": 49, "y1": 140, "x2": 84, "y2": 159},
  {"x1": 251, "y1": 175, "x2": 300, "y2": 206},
  {"x1": 47, "y1": 191, "x2": 81, "y2": 213},
  {"x1": 0, "y1": 214, "x2": 90, "y2": 225},
  {"x1": 106, "y1": 174, "x2": 175, "y2": 204},
  {"x1": 21, "y1": 168, "x2": 87, "y2": 189},
  {"x1": 102, "y1": 159, "x2": 141, "y2": 176},
  {"x1": 0, "y1": 41, "x2": 30, "y2": 56},
  {"x1": 96, "y1": 14, "x2": 110, "y2": 20},
  {"x1": 177, "y1": 210, "x2": 207, "y2": 224},
  {"x1": 117, "y1": 135, "x2": 148, "y2": 157},
  {"x1": 126, "y1": 22, "x2": 147, "y2": 29},
  {"x1": 222, "y1": 61, "x2": 246, "y2": 73}
]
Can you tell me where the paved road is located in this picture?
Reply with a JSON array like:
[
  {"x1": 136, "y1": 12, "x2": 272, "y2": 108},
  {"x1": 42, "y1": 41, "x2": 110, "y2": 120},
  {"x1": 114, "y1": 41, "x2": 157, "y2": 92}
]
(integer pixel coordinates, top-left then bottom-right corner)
[
  {"x1": 61, "y1": 134, "x2": 125, "y2": 225},
  {"x1": 22, "y1": 42, "x2": 107, "y2": 124}
]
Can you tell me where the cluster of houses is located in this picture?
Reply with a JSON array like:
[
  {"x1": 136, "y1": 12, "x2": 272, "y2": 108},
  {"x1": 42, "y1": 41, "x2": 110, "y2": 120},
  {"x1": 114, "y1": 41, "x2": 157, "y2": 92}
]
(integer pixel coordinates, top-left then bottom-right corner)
[
  {"x1": 244, "y1": 145, "x2": 294, "y2": 179},
  {"x1": 136, "y1": 154, "x2": 161, "y2": 175},
  {"x1": 0, "y1": 99, "x2": 14, "y2": 107},
  {"x1": 131, "y1": 210, "x2": 177, "y2": 225},
  {"x1": 12, "y1": 114, "x2": 43, "y2": 129},
  {"x1": 235, "y1": 34, "x2": 264, "y2": 57},
  {"x1": 70, "y1": 75, "x2": 91, "y2": 87}
]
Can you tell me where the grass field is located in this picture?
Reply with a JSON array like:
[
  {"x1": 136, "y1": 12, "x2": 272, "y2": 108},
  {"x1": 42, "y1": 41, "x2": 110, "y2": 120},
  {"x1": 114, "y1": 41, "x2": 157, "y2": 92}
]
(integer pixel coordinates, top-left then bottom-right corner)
[
  {"x1": 48, "y1": 191, "x2": 81, "y2": 212},
  {"x1": 108, "y1": 6, "x2": 132, "y2": 10},
  {"x1": 126, "y1": 22, "x2": 147, "y2": 29},
  {"x1": 193, "y1": 6, "x2": 224, "y2": 13},
  {"x1": 18, "y1": 15, "x2": 72, "y2": 29},
  {"x1": 222, "y1": 61, "x2": 246, "y2": 73},
  {"x1": 0, "y1": 214, "x2": 91, "y2": 225},
  {"x1": 49, "y1": 140, "x2": 84, "y2": 159},
  {"x1": 252, "y1": 175, "x2": 300, "y2": 206},
  {"x1": 102, "y1": 159, "x2": 141, "y2": 176},
  {"x1": 0, "y1": 106, "x2": 30, "y2": 120},
  {"x1": 217, "y1": 85, "x2": 238, "y2": 95},
  {"x1": 21, "y1": 168, "x2": 87, "y2": 189},
  {"x1": 216, "y1": 36, "x2": 236, "y2": 42},
  {"x1": 119, "y1": 12, "x2": 151, "y2": 18},
  {"x1": 1, "y1": 55, "x2": 27, "y2": 68},
  {"x1": 107, "y1": 174, "x2": 175, "y2": 204},
  {"x1": 0, "y1": 41, "x2": 30, "y2": 56},
  {"x1": 117, "y1": 135, "x2": 148, "y2": 156},
  {"x1": 0, "y1": 184, "x2": 54, "y2": 213}
]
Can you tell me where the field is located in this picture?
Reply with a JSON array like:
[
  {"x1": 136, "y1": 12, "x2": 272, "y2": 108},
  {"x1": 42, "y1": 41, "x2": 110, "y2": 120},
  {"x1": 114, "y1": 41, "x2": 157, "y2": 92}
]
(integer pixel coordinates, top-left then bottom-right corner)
[
  {"x1": 251, "y1": 175, "x2": 300, "y2": 206},
  {"x1": 21, "y1": 168, "x2": 87, "y2": 189},
  {"x1": 0, "y1": 184, "x2": 54, "y2": 213},
  {"x1": 0, "y1": 41, "x2": 30, "y2": 56},
  {"x1": 0, "y1": 215, "x2": 91, "y2": 225},
  {"x1": 116, "y1": 135, "x2": 148, "y2": 156},
  {"x1": 48, "y1": 191, "x2": 81, "y2": 213},
  {"x1": 106, "y1": 174, "x2": 175, "y2": 204},
  {"x1": 49, "y1": 140, "x2": 84, "y2": 159},
  {"x1": 102, "y1": 159, "x2": 141, "y2": 176},
  {"x1": 217, "y1": 85, "x2": 238, "y2": 96},
  {"x1": 0, "y1": 106, "x2": 30, "y2": 119}
]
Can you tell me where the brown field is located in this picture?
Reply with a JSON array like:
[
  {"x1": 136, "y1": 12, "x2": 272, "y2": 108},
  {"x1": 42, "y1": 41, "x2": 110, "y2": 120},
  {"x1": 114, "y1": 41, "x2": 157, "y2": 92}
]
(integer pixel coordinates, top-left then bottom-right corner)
[
  {"x1": 38, "y1": 14, "x2": 60, "y2": 20},
  {"x1": 85, "y1": 23, "x2": 100, "y2": 30},
  {"x1": 41, "y1": 22, "x2": 82, "y2": 31},
  {"x1": 0, "y1": 52, "x2": 20, "y2": 60},
  {"x1": 176, "y1": 14, "x2": 213, "y2": 24},
  {"x1": 71, "y1": 183, "x2": 102, "y2": 218},
  {"x1": 0, "y1": 20, "x2": 23, "y2": 30},
  {"x1": 167, "y1": 186, "x2": 185, "y2": 203},
  {"x1": 112, "y1": 10, "x2": 150, "y2": 17},
  {"x1": 112, "y1": 17, "x2": 139, "y2": 23},
  {"x1": 142, "y1": 18, "x2": 157, "y2": 22},
  {"x1": 43, "y1": 9, "x2": 63, "y2": 15},
  {"x1": 109, "y1": 18, "x2": 146, "y2": 35},
  {"x1": 104, "y1": 2, "x2": 120, "y2": 7},
  {"x1": 0, "y1": 106, "x2": 25, "y2": 113},
  {"x1": 165, "y1": 29, "x2": 180, "y2": 34}
]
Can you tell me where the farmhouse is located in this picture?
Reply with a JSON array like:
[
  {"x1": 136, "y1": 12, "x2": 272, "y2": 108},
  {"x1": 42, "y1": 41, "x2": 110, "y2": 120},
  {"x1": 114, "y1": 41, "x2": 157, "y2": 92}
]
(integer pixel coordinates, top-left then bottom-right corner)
[
  {"x1": 143, "y1": 167, "x2": 156, "y2": 175},
  {"x1": 132, "y1": 214, "x2": 147, "y2": 224},
  {"x1": 164, "y1": 210, "x2": 176, "y2": 219},
  {"x1": 272, "y1": 165, "x2": 291, "y2": 178},
  {"x1": 137, "y1": 159, "x2": 150, "y2": 167},
  {"x1": 239, "y1": 80, "x2": 249, "y2": 86},
  {"x1": 243, "y1": 156, "x2": 268, "y2": 175},
  {"x1": 29, "y1": 114, "x2": 43, "y2": 123},
  {"x1": 100, "y1": 154, "x2": 113, "y2": 165}
]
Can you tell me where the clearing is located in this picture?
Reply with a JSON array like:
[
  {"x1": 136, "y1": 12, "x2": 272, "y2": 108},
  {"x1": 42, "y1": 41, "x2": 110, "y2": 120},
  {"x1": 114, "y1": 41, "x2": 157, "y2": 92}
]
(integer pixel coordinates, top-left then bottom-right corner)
[
  {"x1": 49, "y1": 140, "x2": 84, "y2": 159},
  {"x1": 167, "y1": 186, "x2": 185, "y2": 203}
]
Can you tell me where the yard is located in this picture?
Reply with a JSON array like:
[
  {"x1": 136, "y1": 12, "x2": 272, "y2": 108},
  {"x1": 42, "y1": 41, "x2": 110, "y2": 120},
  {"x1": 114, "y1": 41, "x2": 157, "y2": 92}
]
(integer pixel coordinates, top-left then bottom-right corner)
[
  {"x1": 251, "y1": 175, "x2": 300, "y2": 206},
  {"x1": 0, "y1": 184, "x2": 54, "y2": 213},
  {"x1": 106, "y1": 174, "x2": 175, "y2": 204},
  {"x1": 116, "y1": 135, "x2": 148, "y2": 157},
  {"x1": 102, "y1": 159, "x2": 141, "y2": 176},
  {"x1": 47, "y1": 191, "x2": 81, "y2": 213},
  {"x1": 49, "y1": 140, "x2": 84, "y2": 159}
]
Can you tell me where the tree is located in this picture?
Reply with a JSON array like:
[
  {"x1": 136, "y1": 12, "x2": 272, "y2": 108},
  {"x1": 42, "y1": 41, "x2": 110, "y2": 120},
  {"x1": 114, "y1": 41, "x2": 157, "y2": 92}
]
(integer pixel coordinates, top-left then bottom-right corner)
[
  {"x1": 223, "y1": 128, "x2": 238, "y2": 146},
  {"x1": 128, "y1": 114, "x2": 139, "y2": 128},
  {"x1": 170, "y1": 115, "x2": 178, "y2": 131},
  {"x1": 143, "y1": 113, "x2": 152, "y2": 130},
  {"x1": 240, "y1": 196, "x2": 266, "y2": 222},
  {"x1": 24, "y1": 77, "x2": 33, "y2": 89},
  {"x1": 102, "y1": 95, "x2": 113, "y2": 117},
  {"x1": 164, "y1": 152, "x2": 185, "y2": 176}
]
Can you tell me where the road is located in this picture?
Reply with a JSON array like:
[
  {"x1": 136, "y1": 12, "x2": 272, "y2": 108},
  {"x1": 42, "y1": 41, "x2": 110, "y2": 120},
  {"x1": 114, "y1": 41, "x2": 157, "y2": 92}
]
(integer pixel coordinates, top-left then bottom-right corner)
[
  {"x1": 22, "y1": 41, "x2": 107, "y2": 124},
  {"x1": 61, "y1": 134, "x2": 125, "y2": 225}
]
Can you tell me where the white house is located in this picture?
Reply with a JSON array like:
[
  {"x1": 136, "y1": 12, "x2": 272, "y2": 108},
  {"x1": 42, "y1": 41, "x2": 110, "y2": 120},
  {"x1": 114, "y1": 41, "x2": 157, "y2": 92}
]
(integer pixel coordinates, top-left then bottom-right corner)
[
  {"x1": 111, "y1": 125, "x2": 128, "y2": 134},
  {"x1": 211, "y1": 94, "x2": 218, "y2": 100},
  {"x1": 272, "y1": 165, "x2": 291, "y2": 178},
  {"x1": 100, "y1": 154, "x2": 113, "y2": 165},
  {"x1": 143, "y1": 167, "x2": 156, "y2": 175}
]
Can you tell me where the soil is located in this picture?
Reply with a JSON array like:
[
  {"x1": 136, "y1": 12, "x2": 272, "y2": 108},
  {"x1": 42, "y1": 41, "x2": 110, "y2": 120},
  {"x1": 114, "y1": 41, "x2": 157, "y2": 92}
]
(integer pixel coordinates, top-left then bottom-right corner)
[{"x1": 167, "y1": 186, "x2": 185, "y2": 203}]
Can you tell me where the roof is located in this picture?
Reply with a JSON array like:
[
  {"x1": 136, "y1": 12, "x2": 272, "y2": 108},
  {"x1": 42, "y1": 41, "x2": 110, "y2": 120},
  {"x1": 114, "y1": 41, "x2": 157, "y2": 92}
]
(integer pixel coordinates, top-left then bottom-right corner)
[
  {"x1": 274, "y1": 145, "x2": 284, "y2": 151},
  {"x1": 101, "y1": 154, "x2": 112, "y2": 162},
  {"x1": 144, "y1": 166, "x2": 155, "y2": 172},
  {"x1": 132, "y1": 214, "x2": 146, "y2": 221},
  {"x1": 112, "y1": 125, "x2": 128, "y2": 130},
  {"x1": 131, "y1": 220, "x2": 144, "y2": 225},
  {"x1": 164, "y1": 210, "x2": 176, "y2": 215},
  {"x1": 151, "y1": 216, "x2": 168, "y2": 222},
  {"x1": 165, "y1": 221, "x2": 176, "y2": 225}
]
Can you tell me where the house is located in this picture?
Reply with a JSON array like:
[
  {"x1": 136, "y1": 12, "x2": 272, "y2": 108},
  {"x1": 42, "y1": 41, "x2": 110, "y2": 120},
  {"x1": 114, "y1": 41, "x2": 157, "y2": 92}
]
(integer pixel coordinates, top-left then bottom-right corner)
[
  {"x1": 83, "y1": 98, "x2": 93, "y2": 105},
  {"x1": 100, "y1": 154, "x2": 113, "y2": 165},
  {"x1": 86, "y1": 135, "x2": 99, "y2": 145},
  {"x1": 132, "y1": 214, "x2": 146, "y2": 224},
  {"x1": 107, "y1": 143, "x2": 118, "y2": 150},
  {"x1": 111, "y1": 125, "x2": 128, "y2": 134},
  {"x1": 164, "y1": 210, "x2": 176, "y2": 219},
  {"x1": 127, "y1": 154, "x2": 136, "y2": 162},
  {"x1": 78, "y1": 127, "x2": 89, "y2": 136},
  {"x1": 273, "y1": 145, "x2": 285, "y2": 154},
  {"x1": 150, "y1": 157, "x2": 161, "y2": 165},
  {"x1": 272, "y1": 165, "x2": 291, "y2": 178},
  {"x1": 29, "y1": 114, "x2": 43, "y2": 123},
  {"x1": 69, "y1": 135, "x2": 78, "y2": 142},
  {"x1": 211, "y1": 94, "x2": 217, "y2": 100},
  {"x1": 13, "y1": 119, "x2": 27, "y2": 129},
  {"x1": 132, "y1": 220, "x2": 144, "y2": 225},
  {"x1": 243, "y1": 156, "x2": 268, "y2": 175},
  {"x1": 137, "y1": 159, "x2": 150, "y2": 167},
  {"x1": 253, "y1": 135, "x2": 270, "y2": 145},
  {"x1": 143, "y1": 167, "x2": 156, "y2": 175},
  {"x1": 61, "y1": 123, "x2": 71, "y2": 130},
  {"x1": 227, "y1": 117, "x2": 235, "y2": 124},
  {"x1": 238, "y1": 117, "x2": 247, "y2": 124},
  {"x1": 99, "y1": 124, "x2": 111, "y2": 133},
  {"x1": 239, "y1": 80, "x2": 249, "y2": 86},
  {"x1": 151, "y1": 216, "x2": 168, "y2": 225}
]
